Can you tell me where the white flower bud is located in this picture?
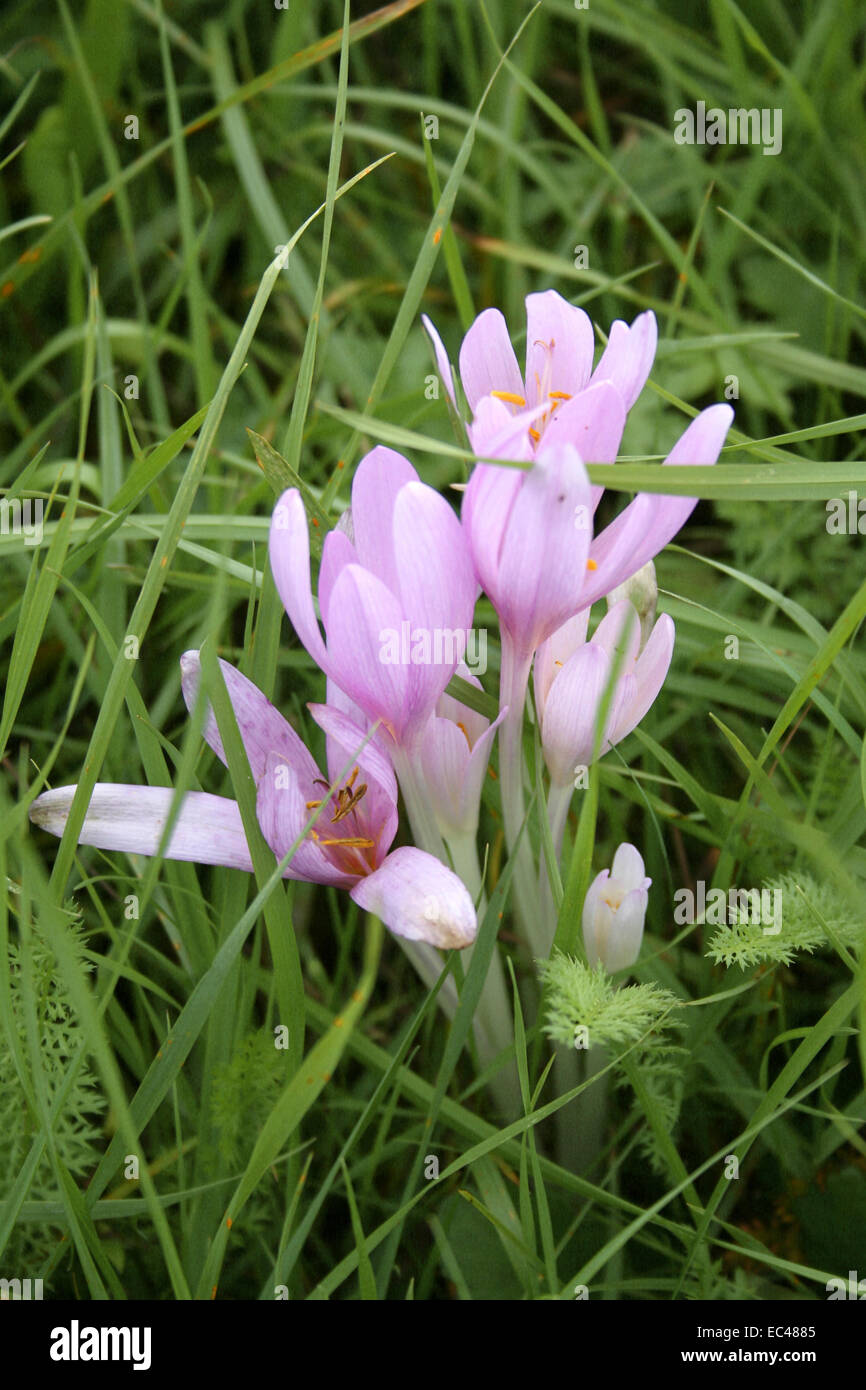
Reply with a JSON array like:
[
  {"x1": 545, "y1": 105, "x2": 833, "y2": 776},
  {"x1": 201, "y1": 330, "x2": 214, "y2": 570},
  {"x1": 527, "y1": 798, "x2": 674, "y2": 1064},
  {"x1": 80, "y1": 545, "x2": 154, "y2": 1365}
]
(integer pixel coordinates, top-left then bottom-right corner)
[{"x1": 583, "y1": 843, "x2": 651, "y2": 973}]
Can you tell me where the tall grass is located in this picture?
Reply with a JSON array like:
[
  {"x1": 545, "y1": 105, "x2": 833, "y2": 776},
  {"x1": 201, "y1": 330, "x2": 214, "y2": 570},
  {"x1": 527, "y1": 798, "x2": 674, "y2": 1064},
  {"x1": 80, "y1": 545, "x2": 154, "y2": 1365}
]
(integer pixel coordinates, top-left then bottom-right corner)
[{"x1": 2, "y1": 0, "x2": 865, "y2": 1300}]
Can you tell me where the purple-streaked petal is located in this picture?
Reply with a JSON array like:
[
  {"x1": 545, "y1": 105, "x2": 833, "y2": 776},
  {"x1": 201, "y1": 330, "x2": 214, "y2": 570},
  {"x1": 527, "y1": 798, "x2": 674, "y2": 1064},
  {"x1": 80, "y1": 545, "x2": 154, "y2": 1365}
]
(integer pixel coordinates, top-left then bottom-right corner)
[
  {"x1": 534, "y1": 609, "x2": 591, "y2": 719},
  {"x1": 458, "y1": 308, "x2": 524, "y2": 413},
  {"x1": 308, "y1": 703, "x2": 397, "y2": 801},
  {"x1": 436, "y1": 661, "x2": 488, "y2": 748},
  {"x1": 468, "y1": 394, "x2": 550, "y2": 458},
  {"x1": 524, "y1": 290, "x2": 595, "y2": 406},
  {"x1": 541, "y1": 380, "x2": 626, "y2": 462},
  {"x1": 392, "y1": 480, "x2": 478, "y2": 732},
  {"x1": 460, "y1": 705, "x2": 507, "y2": 832},
  {"x1": 420, "y1": 716, "x2": 472, "y2": 836},
  {"x1": 590, "y1": 600, "x2": 642, "y2": 669},
  {"x1": 610, "y1": 613, "x2": 675, "y2": 744},
  {"x1": 179, "y1": 651, "x2": 319, "y2": 785},
  {"x1": 540, "y1": 643, "x2": 612, "y2": 786},
  {"x1": 419, "y1": 703, "x2": 505, "y2": 838},
  {"x1": 581, "y1": 403, "x2": 733, "y2": 607},
  {"x1": 495, "y1": 442, "x2": 593, "y2": 655},
  {"x1": 318, "y1": 526, "x2": 357, "y2": 629},
  {"x1": 393, "y1": 481, "x2": 476, "y2": 635},
  {"x1": 256, "y1": 752, "x2": 356, "y2": 887},
  {"x1": 269, "y1": 489, "x2": 332, "y2": 674},
  {"x1": 326, "y1": 562, "x2": 410, "y2": 740},
  {"x1": 421, "y1": 313, "x2": 457, "y2": 406},
  {"x1": 29, "y1": 784, "x2": 256, "y2": 874},
  {"x1": 349, "y1": 846, "x2": 477, "y2": 949},
  {"x1": 590, "y1": 310, "x2": 657, "y2": 410},
  {"x1": 350, "y1": 447, "x2": 418, "y2": 595}
]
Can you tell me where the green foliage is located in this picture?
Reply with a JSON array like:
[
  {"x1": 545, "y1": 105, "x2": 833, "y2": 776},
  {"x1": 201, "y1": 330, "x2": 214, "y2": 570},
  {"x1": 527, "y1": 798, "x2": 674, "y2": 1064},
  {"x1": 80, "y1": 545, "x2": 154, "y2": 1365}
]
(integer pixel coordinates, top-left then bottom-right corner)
[
  {"x1": 209, "y1": 1030, "x2": 287, "y2": 1167},
  {"x1": 540, "y1": 953, "x2": 687, "y2": 1174},
  {"x1": 705, "y1": 872, "x2": 865, "y2": 969},
  {"x1": 2, "y1": 0, "x2": 865, "y2": 1302},
  {"x1": 540, "y1": 951, "x2": 683, "y2": 1053},
  {"x1": 0, "y1": 898, "x2": 105, "y2": 1266}
]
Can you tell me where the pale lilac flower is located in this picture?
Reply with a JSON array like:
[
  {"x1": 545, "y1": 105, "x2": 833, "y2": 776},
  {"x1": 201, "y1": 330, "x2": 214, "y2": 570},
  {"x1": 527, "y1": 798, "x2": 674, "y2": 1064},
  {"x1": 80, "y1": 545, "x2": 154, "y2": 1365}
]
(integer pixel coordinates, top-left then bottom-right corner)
[
  {"x1": 29, "y1": 654, "x2": 477, "y2": 951},
  {"x1": 425, "y1": 288, "x2": 733, "y2": 630},
  {"x1": 268, "y1": 446, "x2": 477, "y2": 749},
  {"x1": 418, "y1": 663, "x2": 507, "y2": 839},
  {"x1": 464, "y1": 392, "x2": 733, "y2": 652},
  {"x1": 583, "y1": 843, "x2": 651, "y2": 973},
  {"x1": 423, "y1": 289, "x2": 656, "y2": 453},
  {"x1": 536, "y1": 599, "x2": 675, "y2": 788},
  {"x1": 461, "y1": 411, "x2": 595, "y2": 662}
]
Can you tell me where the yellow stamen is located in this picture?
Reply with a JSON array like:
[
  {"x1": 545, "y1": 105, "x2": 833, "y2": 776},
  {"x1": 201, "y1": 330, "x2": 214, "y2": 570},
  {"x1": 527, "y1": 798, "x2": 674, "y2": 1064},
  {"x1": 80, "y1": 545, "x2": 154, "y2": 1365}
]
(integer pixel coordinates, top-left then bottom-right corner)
[
  {"x1": 456, "y1": 720, "x2": 472, "y2": 751},
  {"x1": 528, "y1": 427, "x2": 540, "y2": 443},
  {"x1": 331, "y1": 784, "x2": 368, "y2": 822},
  {"x1": 305, "y1": 798, "x2": 323, "y2": 810},
  {"x1": 548, "y1": 390, "x2": 572, "y2": 400},
  {"x1": 586, "y1": 558, "x2": 598, "y2": 571},
  {"x1": 554, "y1": 660, "x2": 563, "y2": 667},
  {"x1": 490, "y1": 390, "x2": 526, "y2": 406},
  {"x1": 316, "y1": 836, "x2": 375, "y2": 849}
]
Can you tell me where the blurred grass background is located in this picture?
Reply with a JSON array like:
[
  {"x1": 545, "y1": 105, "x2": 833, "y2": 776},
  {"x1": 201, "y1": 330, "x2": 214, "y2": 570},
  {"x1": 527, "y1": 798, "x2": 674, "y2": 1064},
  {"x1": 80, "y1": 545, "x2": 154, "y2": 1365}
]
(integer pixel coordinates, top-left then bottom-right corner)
[{"x1": 1, "y1": 0, "x2": 865, "y2": 1300}]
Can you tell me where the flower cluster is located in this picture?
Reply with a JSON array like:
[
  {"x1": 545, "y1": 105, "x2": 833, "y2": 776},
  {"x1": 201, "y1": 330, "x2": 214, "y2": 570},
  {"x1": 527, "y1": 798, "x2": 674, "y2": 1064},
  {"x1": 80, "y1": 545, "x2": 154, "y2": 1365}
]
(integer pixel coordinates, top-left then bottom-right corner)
[{"x1": 30, "y1": 290, "x2": 733, "y2": 975}]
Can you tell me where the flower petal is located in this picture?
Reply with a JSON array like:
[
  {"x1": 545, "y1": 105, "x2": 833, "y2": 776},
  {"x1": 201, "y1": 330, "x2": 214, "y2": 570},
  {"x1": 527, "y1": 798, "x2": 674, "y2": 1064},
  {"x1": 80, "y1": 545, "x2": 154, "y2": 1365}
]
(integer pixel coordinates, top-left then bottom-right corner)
[
  {"x1": 350, "y1": 447, "x2": 419, "y2": 595},
  {"x1": 180, "y1": 651, "x2": 319, "y2": 785},
  {"x1": 307, "y1": 702, "x2": 399, "y2": 861},
  {"x1": 495, "y1": 441, "x2": 593, "y2": 654},
  {"x1": 421, "y1": 313, "x2": 457, "y2": 405},
  {"x1": 590, "y1": 310, "x2": 657, "y2": 410},
  {"x1": 524, "y1": 290, "x2": 594, "y2": 406},
  {"x1": 534, "y1": 609, "x2": 591, "y2": 719},
  {"x1": 611, "y1": 613, "x2": 675, "y2": 744},
  {"x1": 256, "y1": 752, "x2": 356, "y2": 887},
  {"x1": 318, "y1": 526, "x2": 357, "y2": 629},
  {"x1": 582, "y1": 403, "x2": 733, "y2": 607},
  {"x1": 29, "y1": 784, "x2": 256, "y2": 873},
  {"x1": 611, "y1": 842, "x2": 649, "y2": 894},
  {"x1": 269, "y1": 489, "x2": 332, "y2": 674},
  {"x1": 458, "y1": 307, "x2": 524, "y2": 412},
  {"x1": 326, "y1": 562, "x2": 410, "y2": 739},
  {"x1": 540, "y1": 642, "x2": 611, "y2": 786},
  {"x1": 392, "y1": 480, "x2": 478, "y2": 733},
  {"x1": 590, "y1": 600, "x2": 642, "y2": 668},
  {"x1": 436, "y1": 661, "x2": 489, "y2": 748},
  {"x1": 541, "y1": 380, "x2": 626, "y2": 462},
  {"x1": 602, "y1": 887, "x2": 648, "y2": 972},
  {"x1": 349, "y1": 845, "x2": 477, "y2": 949}
]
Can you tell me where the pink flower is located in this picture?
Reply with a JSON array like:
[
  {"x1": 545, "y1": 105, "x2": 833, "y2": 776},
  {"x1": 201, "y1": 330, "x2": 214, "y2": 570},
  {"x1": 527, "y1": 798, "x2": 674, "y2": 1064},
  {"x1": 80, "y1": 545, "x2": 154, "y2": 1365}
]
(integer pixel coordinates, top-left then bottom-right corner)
[
  {"x1": 29, "y1": 655, "x2": 477, "y2": 951},
  {"x1": 418, "y1": 664, "x2": 507, "y2": 838},
  {"x1": 268, "y1": 446, "x2": 477, "y2": 749},
  {"x1": 423, "y1": 289, "x2": 657, "y2": 450},
  {"x1": 535, "y1": 600, "x2": 675, "y2": 788}
]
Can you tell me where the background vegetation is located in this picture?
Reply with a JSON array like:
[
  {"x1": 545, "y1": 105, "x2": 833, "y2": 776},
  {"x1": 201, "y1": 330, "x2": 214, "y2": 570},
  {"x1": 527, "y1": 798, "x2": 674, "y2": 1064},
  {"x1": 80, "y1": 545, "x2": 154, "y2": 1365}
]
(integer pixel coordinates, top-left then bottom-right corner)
[{"x1": 2, "y1": 0, "x2": 865, "y2": 1300}]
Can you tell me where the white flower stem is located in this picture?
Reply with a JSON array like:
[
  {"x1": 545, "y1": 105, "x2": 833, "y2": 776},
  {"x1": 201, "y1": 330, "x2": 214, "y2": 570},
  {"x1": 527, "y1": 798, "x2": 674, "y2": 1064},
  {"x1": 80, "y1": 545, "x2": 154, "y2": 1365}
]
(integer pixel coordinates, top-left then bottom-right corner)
[
  {"x1": 538, "y1": 780, "x2": 573, "y2": 953},
  {"x1": 393, "y1": 744, "x2": 518, "y2": 1114},
  {"x1": 498, "y1": 637, "x2": 542, "y2": 953},
  {"x1": 391, "y1": 743, "x2": 446, "y2": 861},
  {"x1": 445, "y1": 829, "x2": 519, "y2": 1114}
]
